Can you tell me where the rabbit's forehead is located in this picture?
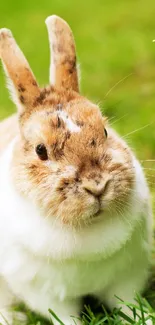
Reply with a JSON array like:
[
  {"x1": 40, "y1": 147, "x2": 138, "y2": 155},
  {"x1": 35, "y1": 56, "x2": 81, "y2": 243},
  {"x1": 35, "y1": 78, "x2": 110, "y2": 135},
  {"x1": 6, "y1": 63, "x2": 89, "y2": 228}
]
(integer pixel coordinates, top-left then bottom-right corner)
[{"x1": 23, "y1": 105, "x2": 105, "y2": 144}]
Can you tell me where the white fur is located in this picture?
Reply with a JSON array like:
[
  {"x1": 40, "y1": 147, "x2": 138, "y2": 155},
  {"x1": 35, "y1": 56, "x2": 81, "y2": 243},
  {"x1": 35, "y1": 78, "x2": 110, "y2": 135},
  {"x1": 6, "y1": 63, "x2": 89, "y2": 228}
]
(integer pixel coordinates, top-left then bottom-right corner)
[
  {"x1": 49, "y1": 62, "x2": 56, "y2": 86},
  {"x1": 58, "y1": 110, "x2": 81, "y2": 133},
  {"x1": 2, "y1": 62, "x2": 25, "y2": 114},
  {"x1": 0, "y1": 139, "x2": 153, "y2": 324}
]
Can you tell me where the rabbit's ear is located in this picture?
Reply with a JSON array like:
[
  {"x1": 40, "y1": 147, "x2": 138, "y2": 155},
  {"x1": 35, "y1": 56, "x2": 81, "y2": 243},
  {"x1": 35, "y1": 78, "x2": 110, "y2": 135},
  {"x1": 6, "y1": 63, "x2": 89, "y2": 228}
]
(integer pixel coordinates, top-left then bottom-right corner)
[
  {"x1": 45, "y1": 15, "x2": 79, "y2": 92},
  {"x1": 0, "y1": 28, "x2": 40, "y2": 115}
]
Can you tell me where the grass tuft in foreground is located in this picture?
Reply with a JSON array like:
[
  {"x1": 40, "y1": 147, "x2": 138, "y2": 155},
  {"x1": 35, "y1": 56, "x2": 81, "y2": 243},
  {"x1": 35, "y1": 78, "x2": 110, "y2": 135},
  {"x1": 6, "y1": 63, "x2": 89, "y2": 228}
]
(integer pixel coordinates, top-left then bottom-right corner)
[
  {"x1": 10, "y1": 281, "x2": 155, "y2": 325},
  {"x1": 48, "y1": 294, "x2": 155, "y2": 325}
]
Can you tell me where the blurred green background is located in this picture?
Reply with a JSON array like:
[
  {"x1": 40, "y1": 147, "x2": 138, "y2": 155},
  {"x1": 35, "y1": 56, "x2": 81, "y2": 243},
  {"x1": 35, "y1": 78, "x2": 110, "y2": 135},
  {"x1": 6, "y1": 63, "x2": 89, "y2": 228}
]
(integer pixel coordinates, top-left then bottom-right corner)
[{"x1": 0, "y1": 0, "x2": 155, "y2": 197}]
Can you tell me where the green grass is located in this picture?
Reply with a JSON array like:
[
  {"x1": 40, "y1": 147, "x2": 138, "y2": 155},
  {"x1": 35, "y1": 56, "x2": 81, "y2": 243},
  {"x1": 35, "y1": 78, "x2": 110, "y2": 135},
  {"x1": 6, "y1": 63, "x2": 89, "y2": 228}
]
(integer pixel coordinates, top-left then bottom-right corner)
[
  {"x1": 0, "y1": 0, "x2": 155, "y2": 324},
  {"x1": 9, "y1": 291, "x2": 155, "y2": 324}
]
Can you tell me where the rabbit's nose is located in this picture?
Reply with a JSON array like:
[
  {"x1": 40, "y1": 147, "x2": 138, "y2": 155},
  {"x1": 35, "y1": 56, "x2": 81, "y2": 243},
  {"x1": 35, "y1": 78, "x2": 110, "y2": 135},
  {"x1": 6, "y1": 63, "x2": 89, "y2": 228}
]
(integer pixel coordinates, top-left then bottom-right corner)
[{"x1": 82, "y1": 179, "x2": 109, "y2": 197}]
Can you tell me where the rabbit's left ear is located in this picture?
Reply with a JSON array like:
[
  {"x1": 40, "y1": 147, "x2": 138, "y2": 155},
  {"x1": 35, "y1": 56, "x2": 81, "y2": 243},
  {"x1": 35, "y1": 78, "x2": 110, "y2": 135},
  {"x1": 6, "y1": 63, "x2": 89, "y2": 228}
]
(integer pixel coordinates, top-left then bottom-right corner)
[
  {"x1": 46, "y1": 15, "x2": 79, "y2": 92},
  {"x1": 0, "y1": 28, "x2": 41, "y2": 115}
]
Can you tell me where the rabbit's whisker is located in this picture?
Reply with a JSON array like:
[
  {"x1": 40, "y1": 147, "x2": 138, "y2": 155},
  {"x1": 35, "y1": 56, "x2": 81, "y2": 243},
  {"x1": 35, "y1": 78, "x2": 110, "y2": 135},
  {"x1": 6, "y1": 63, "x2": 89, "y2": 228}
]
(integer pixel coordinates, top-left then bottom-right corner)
[
  {"x1": 104, "y1": 73, "x2": 134, "y2": 100},
  {"x1": 122, "y1": 121, "x2": 154, "y2": 139}
]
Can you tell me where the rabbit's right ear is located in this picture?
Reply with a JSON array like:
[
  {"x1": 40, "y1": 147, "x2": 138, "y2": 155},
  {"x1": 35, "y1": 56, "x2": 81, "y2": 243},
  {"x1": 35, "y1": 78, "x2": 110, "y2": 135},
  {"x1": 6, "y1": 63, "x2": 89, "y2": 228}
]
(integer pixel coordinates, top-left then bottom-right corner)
[
  {"x1": 46, "y1": 15, "x2": 79, "y2": 92},
  {"x1": 0, "y1": 28, "x2": 41, "y2": 116}
]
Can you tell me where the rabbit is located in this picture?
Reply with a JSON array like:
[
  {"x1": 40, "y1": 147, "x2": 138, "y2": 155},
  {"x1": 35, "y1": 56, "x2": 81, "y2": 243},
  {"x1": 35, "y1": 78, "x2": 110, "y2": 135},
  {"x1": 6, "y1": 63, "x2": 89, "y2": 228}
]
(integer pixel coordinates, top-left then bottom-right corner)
[{"x1": 0, "y1": 15, "x2": 153, "y2": 325}]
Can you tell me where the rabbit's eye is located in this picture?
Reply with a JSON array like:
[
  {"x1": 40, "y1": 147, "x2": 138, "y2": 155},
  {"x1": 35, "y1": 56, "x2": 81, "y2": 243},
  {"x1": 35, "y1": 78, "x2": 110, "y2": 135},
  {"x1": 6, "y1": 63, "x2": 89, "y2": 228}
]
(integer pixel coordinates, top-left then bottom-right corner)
[
  {"x1": 104, "y1": 128, "x2": 108, "y2": 138},
  {"x1": 36, "y1": 144, "x2": 48, "y2": 161}
]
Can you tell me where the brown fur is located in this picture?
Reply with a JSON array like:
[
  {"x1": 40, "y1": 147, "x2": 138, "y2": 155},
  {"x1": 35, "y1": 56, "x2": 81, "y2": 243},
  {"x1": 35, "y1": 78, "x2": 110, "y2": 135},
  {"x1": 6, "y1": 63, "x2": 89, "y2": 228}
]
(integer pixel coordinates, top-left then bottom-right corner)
[
  {"x1": 0, "y1": 17, "x2": 135, "y2": 227},
  {"x1": 11, "y1": 92, "x2": 135, "y2": 227},
  {"x1": 0, "y1": 29, "x2": 40, "y2": 116},
  {"x1": 46, "y1": 16, "x2": 79, "y2": 91}
]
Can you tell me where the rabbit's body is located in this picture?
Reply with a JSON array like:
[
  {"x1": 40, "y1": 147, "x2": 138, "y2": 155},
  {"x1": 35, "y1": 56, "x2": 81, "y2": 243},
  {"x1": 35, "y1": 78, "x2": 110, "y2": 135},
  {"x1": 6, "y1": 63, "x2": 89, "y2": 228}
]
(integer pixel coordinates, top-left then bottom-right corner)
[
  {"x1": 0, "y1": 123, "x2": 152, "y2": 324},
  {"x1": 0, "y1": 15, "x2": 153, "y2": 325}
]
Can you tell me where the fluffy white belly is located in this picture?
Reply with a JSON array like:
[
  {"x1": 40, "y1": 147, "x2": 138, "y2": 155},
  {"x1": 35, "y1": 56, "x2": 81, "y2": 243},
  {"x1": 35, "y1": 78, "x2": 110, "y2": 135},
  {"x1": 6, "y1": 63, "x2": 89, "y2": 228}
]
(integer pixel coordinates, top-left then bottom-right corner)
[{"x1": 1, "y1": 231, "x2": 145, "y2": 304}]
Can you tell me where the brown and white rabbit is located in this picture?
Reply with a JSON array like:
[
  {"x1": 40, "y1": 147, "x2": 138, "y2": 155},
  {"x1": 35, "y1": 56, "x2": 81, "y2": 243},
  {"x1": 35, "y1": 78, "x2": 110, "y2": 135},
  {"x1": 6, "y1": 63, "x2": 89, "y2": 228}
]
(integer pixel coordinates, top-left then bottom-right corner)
[{"x1": 0, "y1": 15, "x2": 153, "y2": 325}]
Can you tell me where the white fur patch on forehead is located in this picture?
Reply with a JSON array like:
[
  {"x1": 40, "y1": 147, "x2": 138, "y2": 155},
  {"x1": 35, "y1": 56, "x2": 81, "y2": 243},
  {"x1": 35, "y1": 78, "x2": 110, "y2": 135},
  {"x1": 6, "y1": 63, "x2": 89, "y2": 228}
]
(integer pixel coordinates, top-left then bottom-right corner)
[{"x1": 57, "y1": 110, "x2": 80, "y2": 133}]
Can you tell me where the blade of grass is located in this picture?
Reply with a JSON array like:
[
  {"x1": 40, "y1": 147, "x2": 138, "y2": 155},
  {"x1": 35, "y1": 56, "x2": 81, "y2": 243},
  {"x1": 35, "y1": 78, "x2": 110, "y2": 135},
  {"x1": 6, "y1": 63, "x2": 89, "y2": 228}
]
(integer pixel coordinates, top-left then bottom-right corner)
[
  {"x1": 48, "y1": 309, "x2": 65, "y2": 325},
  {"x1": 118, "y1": 310, "x2": 135, "y2": 324},
  {"x1": 102, "y1": 305, "x2": 113, "y2": 325},
  {"x1": 135, "y1": 294, "x2": 146, "y2": 325}
]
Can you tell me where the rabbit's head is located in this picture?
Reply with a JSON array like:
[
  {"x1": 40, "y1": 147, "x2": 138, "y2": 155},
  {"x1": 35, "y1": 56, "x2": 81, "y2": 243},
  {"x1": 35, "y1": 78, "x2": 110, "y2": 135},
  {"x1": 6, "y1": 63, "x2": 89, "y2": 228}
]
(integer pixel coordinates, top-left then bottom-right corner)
[{"x1": 0, "y1": 16, "x2": 135, "y2": 227}]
